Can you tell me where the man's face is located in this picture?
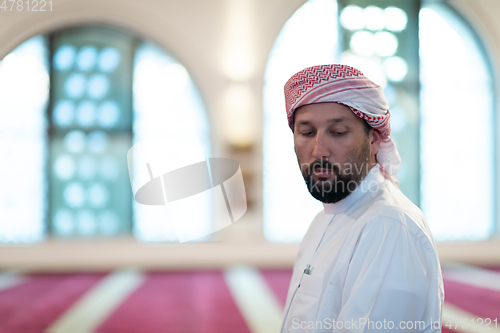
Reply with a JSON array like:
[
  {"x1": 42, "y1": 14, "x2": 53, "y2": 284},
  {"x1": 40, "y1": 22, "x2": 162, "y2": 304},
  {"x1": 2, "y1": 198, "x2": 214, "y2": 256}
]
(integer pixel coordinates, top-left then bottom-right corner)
[{"x1": 293, "y1": 102, "x2": 380, "y2": 203}]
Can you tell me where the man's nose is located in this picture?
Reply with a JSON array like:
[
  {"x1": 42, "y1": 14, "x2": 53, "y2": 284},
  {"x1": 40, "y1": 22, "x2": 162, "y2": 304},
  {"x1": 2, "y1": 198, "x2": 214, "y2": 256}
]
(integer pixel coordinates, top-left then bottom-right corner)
[{"x1": 312, "y1": 133, "x2": 330, "y2": 160}]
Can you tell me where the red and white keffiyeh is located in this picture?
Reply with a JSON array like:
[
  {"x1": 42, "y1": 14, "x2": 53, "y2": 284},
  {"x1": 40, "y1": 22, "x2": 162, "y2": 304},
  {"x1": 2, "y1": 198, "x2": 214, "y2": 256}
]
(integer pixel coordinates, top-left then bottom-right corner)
[{"x1": 284, "y1": 64, "x2": 401, "y2": 186}]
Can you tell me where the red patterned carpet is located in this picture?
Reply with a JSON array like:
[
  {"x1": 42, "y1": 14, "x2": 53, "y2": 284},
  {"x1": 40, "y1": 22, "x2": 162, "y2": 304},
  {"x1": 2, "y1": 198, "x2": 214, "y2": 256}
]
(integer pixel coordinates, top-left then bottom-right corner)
[{"x1": 0, "y1": 265, "x2": 498, "y2": 332}]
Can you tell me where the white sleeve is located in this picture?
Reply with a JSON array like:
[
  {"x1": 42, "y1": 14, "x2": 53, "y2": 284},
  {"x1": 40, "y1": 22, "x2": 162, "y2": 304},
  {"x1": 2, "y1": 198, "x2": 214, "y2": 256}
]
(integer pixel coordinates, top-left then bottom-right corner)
[{"x1": 335, "y1": 217, "x2": 433, "y2": 333}]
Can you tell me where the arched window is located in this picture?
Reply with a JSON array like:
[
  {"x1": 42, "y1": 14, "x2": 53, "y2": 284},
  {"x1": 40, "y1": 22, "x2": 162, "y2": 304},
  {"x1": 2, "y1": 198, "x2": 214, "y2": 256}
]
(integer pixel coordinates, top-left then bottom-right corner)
[
  {"x1": 0, "y1": 26, "x2": 211, "y2": 243},
  {"x1": 132, "y1": 42, "x2": 212, "y2": 242},
  {"x1": 263, "y1": 0, "x2": 496, "y2": 242},
  {"x1": 263, "y1": 0, "x2": 339, "y2": 243},
  {"x1": 419, "y1": 4, "x2": 495, "y2": 241},
  {"x1": 0, "y1": 36, "x2": 48, "y2": 243}
]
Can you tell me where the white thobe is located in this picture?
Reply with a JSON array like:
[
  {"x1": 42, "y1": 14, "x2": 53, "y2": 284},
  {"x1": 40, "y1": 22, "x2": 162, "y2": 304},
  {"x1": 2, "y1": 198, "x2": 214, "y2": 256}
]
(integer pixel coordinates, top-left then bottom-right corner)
[{"x1": 281, "y1": 164, "x2": 444, "y2": 333}]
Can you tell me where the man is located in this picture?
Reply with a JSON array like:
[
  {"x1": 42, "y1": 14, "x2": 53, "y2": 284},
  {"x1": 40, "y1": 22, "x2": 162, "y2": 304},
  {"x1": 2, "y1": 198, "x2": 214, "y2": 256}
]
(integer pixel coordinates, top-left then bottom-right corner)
[{"x1": 280, "y1": 64, "x2": 444, "y2": 332}]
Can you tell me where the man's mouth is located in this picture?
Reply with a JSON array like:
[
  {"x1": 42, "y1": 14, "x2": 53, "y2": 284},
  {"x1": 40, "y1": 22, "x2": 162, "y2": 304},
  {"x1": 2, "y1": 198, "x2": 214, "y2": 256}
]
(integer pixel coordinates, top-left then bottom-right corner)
[{"x1": 313, "y1": 168, "x2": 334, "y2": 177}]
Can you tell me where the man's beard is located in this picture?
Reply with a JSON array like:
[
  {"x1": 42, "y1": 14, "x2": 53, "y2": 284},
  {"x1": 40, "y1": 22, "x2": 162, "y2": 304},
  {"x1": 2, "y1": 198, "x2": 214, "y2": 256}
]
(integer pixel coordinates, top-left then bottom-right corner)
[{"x1": 300, "y1": 139, "x2": 371, "y2": 204}]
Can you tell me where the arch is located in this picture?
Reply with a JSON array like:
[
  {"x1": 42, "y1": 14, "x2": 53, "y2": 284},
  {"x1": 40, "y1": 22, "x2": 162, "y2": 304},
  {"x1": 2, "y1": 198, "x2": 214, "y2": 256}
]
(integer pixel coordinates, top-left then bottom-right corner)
[
  {"x1": 0, "y1": 0, "x2": 215, "y2": 133},
  {"x1": 0, "y1": 24, "x2": 213, "y2": 242},
  {"x1": 263, "y1": 0, "x2": 339, "y2": 243},
  {"x1": 419, "y1": 3, "x2": 496, "y2": 241}
]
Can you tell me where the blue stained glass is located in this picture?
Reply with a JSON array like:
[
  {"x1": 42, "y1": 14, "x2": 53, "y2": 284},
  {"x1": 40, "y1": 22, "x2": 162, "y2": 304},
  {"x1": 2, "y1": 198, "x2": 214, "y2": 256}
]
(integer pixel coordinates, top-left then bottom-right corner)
[
  {"x1": 78, "y1": 156, "x2": 97, "y2": 180},
  {"x1": 64, "y1": 130, "x2": 86, "y2": 153},
  {"x1": 54, "y1": 209, "x2": 74, "y2": 235},
  {"x1": 87, "y1": 131, "x2": 108, "y2": 153},
  {"x1": 100, "y1": 156, "x2": 119, "y2": 180},
  {"x1": 88, "y1": 183, "x2": 109, "y2": 207},
  {"x1": 87, "y1": 74, "x2": 110, "y2": 99},
  {"x1": 383, "y1": 56, "x2": 408, "y2": 82},
  {"x1": 54, "y1": 45, "x2": 76, "y2": 71},
  {"x1": 98, "y1": 101, "x2": 119, "y2": 127},
  {"x1": 383, "y1": 84, "x2": 397, "y2": 105},
  {"x1": 389, "y1": 107, "x2": 406, "y2": 132},
  {"x1": 64, "y1": 182, "x2": 85, "y2": 207},
  {"x1": 77, "y1": 46, "x2": 98, "y2": 71},
  {"x1": 99, "y1": 211, "x2": 119, "y2": 235},
  {"x1": 98, "y1": 48, "x2": 121, "y2": 72},
  {"x1": 76, "y1": 210, "x2": 96, "y2": 235},
  {"x1": 65, "y1": 73, "x2": 86, "y2": 98},
  {"x1": 385, "y1": 6, "x2": 408, "y2": 32},
  {"x1": 53, "y1": 100, "x2": 74, "y2": 126},
  {"x1": 76, "y1": 101, "x2": 96, "y2": 127},
  {"x1": 54, "y1": 155, "x2": 76, "y2": 180}
]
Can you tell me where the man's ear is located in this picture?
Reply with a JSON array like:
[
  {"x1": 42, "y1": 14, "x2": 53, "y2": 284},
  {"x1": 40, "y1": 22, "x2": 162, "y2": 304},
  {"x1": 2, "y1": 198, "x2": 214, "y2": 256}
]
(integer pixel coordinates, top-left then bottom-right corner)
[{"x1": 369, "y1": 129, "x2": 382, "y2": 156}]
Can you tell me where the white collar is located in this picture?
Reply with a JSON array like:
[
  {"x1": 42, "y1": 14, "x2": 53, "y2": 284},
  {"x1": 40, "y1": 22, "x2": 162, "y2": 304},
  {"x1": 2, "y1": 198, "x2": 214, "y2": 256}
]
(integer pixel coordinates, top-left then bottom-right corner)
[{"x1": 323, "y1": 164, "x2": 385, "y2": 215}]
